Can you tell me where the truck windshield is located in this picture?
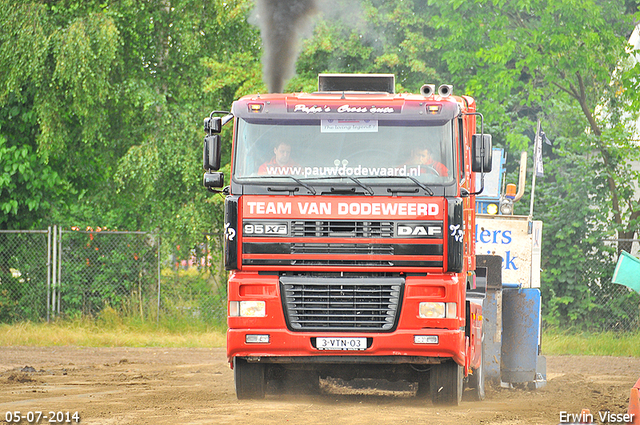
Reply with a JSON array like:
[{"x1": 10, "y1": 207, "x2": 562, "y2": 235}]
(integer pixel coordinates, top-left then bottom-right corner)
[{"x1": 233, "y1": 118, "x2": 454, "y2": 185}]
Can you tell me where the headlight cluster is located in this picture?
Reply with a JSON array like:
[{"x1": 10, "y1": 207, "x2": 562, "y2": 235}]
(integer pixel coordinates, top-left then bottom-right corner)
[
  {"x1": 229, "y1": 300, "x2": 266, "y2": 317},
  {"x1": 418, "y1": 302, "x2": 457, "y2": 319}
]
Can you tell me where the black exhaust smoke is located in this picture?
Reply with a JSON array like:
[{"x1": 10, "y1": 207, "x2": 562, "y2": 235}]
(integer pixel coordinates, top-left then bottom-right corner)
[{"x1": 253, "y1": 0, "x2": 318, "y2": 93}]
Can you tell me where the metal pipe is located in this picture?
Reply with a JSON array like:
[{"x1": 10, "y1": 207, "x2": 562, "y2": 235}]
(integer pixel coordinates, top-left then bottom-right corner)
[
  {"x1": 514, "y1": 151, "x2": 527, "y2": 202},
  {"x1": 529, "y1": 120, "x2": 541, "y2": 218},
  {"x1": 157, "y1": 234, "x2": 161, "y2": 324},
  {"x1": 57, "y1": 226, "x2": 61, "y2": 315},
  {"x1": 51, "y1": 225, "x2": 57, "y2": 319},
  {"x1": 47, "y1": 226, "x2": 51, "y2": 323}
]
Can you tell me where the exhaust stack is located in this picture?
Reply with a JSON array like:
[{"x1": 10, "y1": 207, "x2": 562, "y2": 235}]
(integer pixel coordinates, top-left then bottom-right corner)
[
  {"x1": 420, "y1": 84, "x2": 435, "y2": 97},
  {"x1": 438, "y1": 84, "x2": 453, "y2": 97}
]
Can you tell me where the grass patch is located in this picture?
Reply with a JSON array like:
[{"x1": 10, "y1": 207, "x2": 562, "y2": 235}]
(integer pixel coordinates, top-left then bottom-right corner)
[
  {"x1": 0, "y1": 308, "x2": 226, "y2": 348},
  {"x1": 542, "y1": 328, "x2": 640, "y2": 357},
  {"x1": 3, "y1": 315, "x2": 638, "y2": 356}
]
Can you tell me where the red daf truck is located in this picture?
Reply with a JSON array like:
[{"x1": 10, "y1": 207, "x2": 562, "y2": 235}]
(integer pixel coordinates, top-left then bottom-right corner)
[{"x1": 203, "y1": 74, "x2": 493, "y2": 405}]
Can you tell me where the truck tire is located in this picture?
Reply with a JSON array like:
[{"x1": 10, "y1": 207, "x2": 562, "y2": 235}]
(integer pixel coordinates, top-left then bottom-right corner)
[
  {"x1": 234, "y1": 357, "x2": 266, "y2": 400},
  {"x1": 430, "y1": 361, "x2": 463, "y2": 406}
]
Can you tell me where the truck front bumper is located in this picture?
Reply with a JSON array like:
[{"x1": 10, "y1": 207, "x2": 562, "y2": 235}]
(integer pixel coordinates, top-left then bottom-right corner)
[{"x1": 227, "y1": 327, "x2": 465, "y2": 366}]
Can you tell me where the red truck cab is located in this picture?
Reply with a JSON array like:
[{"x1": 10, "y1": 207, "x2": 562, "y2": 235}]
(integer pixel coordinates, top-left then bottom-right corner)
[{"x1": 203, "y1": 74, "x2": 492, "y2": 405}]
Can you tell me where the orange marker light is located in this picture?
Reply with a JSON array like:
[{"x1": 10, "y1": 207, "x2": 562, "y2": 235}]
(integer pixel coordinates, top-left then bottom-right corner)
[
  {"x1": 426, "y1": 104, "x2": 441, "y2": 114},
  {"x1": 505, "y1": 183, "x2": 517, "y2": 199}
]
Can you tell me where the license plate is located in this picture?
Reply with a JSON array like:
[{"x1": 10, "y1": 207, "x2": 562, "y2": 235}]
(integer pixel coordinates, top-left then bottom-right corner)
[{"x1": 316, "y1": 337, "x2": 367, "y2": 351}]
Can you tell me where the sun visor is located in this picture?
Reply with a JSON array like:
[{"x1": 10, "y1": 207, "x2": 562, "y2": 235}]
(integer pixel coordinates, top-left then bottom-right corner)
[{"x1": 232, "y1": 96, "x2": 460, "y2": 123}]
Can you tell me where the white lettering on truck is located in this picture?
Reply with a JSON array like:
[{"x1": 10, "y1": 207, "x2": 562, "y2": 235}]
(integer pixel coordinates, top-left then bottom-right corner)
[
  {"x1": 297, "y1": 202, "x2": 332, "y2": 215},
  {"x1": 337, "y1": 202, "x2": 438, "y2": 216},
  {"x1": 245, "y1": 201, "x2": 439, "y2": 217},
  {"x1": 246, "y1": 201, "x2": 292, "y2": 215}
]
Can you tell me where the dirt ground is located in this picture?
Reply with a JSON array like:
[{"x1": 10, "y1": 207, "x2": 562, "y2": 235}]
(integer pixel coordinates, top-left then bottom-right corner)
[{"x1": 0, "y1": 347, "x2": 638, "y2": 425}]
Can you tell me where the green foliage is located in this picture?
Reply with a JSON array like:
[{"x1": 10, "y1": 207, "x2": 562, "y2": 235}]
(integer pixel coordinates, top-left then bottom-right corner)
[
  {"x1": 428, "y1": 0, "x2": 633, "y2": 150},
  {"x1": 426, "y1": 0, "x2": 639, "y2": 329},
  {"x1": 536, "y1": 149, "x2": 610, "y2": 327},
  {"x1": 0, "y1": 0, "x2": 263, "y2": 258},
  {"x1": 0, "y1": 94, "x2": 68, "y2": 229}
]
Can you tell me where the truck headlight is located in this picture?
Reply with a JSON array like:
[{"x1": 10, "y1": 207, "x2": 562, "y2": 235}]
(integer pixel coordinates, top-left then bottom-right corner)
[
  {"x1": 419, "y1": 302, "x2": 445, "y2": 318},
  {"x1": 419, "y1": 302, "x2": 457, "y2": 319},
  {"x1": 229, "y1": 301, "x2": 266, "y2": 317}
]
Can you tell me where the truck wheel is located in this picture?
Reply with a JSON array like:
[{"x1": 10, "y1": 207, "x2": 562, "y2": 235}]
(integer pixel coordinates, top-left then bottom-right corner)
[
  {"x1": 430, "y1": 361, "x2": 463, "y2": 406},
  {"x1": 234, "y1": 357, "x2": 266, "y2": 400}
]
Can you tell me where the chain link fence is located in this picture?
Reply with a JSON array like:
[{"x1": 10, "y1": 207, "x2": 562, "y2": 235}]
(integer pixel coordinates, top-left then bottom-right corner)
[
  {"x1": 589, "y1": 281, "x2": 639, "y2": 332},
  {"x1": 1, "y1": 229, "x2": 638, "y2": 331},
  {"x1": 0, "y1": 228, "x2": 227, "y2": 325},
  {"x1": 585, "y1": 239, "x2": 640, "y2": 332},
  {"x1": 57, "y1": 230, "x2": 160, "y2": 319},
  {"x1": 161, "y1": 233, "x2": 227, "y2": 324},
  {"x1": 0, "y1": 230, "x2": 50, "y2": 322}
]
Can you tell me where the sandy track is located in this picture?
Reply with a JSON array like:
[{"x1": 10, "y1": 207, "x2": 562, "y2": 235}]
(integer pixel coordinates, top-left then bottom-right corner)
[{"x1": 1, "y1": 347, "x2": 638, "y2": 425}]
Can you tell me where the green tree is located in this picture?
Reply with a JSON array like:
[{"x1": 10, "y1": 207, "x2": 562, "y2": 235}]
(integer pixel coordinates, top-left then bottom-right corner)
[
  {"x1": 428, "y1": 0, "x2": 639, "y2": 327},
  {"x1": 0, "y1": 0, "x2": 261, "y2": 248},
  {"x1": 0, "y1": 0, "x2": 263, "y2": 321}
]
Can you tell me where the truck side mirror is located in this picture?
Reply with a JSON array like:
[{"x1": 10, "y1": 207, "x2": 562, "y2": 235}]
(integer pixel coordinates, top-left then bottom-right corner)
[
  {"x1": 204, "y1": 116, "x2": 222, "y2": 133},
  {"x1": 203, "y1": 134, "x2": 221, "y2": 171},
  {"x1": 203, "y1": 171, "x2": 224, "y2": 189},
  {"x1": 472, "y1": 134, "x2": 493, "y2": 173}
]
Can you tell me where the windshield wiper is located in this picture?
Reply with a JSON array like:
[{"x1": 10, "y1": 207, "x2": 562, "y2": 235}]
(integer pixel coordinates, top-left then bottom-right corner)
[
  {"x1": 301, "y1": 176, "x2": 374, "y2": 195},
  {"x1": 253, "y1": 175, "x2": 317, "y2": 195},
  {"x1": 357, "y1": 175, "x2": 434, "y2": 196}
]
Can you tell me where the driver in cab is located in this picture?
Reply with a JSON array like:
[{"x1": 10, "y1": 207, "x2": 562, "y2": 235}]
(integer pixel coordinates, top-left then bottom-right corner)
[
  {"x1": 258, "y1": 142, "x2": 298, "y2": 175},
  {"x1": 407, "y1": 145, "x2": 448, "y2": 177}
]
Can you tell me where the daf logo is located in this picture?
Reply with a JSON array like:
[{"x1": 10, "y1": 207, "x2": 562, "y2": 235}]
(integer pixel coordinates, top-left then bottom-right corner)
[{"x1": 397, "y1": 223, "x2": 442, "y2": 237}]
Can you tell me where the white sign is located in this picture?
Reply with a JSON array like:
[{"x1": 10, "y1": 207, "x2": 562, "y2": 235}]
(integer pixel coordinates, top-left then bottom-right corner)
[
  {"x1": 321, "y1": 119, "x2": 378, "y2": 133},
  {"x1": 475, "y1": 215, "x2": 543, "y2": 288}
]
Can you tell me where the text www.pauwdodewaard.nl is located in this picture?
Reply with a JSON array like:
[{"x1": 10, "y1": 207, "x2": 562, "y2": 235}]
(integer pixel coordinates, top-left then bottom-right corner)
[{"x1": 264, "y1": 164, "x2": 422, "y2": 178}]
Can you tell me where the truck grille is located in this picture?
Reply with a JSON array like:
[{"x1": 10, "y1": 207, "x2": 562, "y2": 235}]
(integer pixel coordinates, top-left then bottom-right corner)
[
  {"x1": 242, "y1": 219, "x2": 444, "y2": 269},
  {"x1": 280, "y1": 277, "x2": 404, "y2": 332},
  {"x1": 290, "y1": 243, "x2": 394, "y2": 255},
  {"x1": 291, "y1": 220, "x2": 394, "y2": 238}
]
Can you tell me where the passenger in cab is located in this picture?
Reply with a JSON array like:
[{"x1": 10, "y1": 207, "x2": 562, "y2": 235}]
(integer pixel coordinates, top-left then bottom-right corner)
[{"x1": 407, "y1": 145, "x2": 448, "y2": 177}]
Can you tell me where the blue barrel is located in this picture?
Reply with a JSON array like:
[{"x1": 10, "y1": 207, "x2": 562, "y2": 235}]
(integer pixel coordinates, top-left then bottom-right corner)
[{"x1": 501, "y1": 287, "x2": 544, "y2": 384}]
